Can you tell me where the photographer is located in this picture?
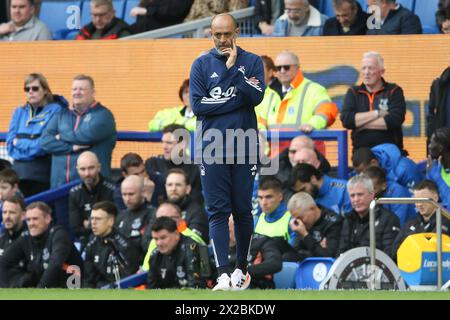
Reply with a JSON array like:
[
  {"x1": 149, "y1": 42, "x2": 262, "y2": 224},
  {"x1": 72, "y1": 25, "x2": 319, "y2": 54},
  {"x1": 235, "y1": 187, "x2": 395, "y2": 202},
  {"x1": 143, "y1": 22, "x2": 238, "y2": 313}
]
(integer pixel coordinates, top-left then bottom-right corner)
[
  {"x1": 83, "y1": 201, "x2": 139, "y2": 288},
  {"x1": 147, "y1": 216, "x2": 210, "y2": 289}
]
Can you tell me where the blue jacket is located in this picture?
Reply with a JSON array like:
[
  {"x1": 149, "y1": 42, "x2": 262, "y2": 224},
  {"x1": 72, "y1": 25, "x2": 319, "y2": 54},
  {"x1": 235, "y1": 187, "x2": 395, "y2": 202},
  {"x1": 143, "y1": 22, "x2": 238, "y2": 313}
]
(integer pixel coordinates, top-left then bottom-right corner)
[
  {"x1": 372, "y1": 143, "x2": 423, "y2": 191},
  {"x1": 7, "y1": 95, "x2": 68, "y2": 183},
  {"x1": 189, "y1": 46, "x2": 265, "y2": 161},
  {"x1": 273, "y1": 5, "x2": 327, "y2": 37},
  {"x1": 427, "y1": 161, "x2": 450, "y2": 210},
  {"x1": 383, "y1": 180, "x2": 417, "y2": 226},
  {"x1": 40, "y1": 102, "x2": 117, "y2": 188},
  {"x1": 318, "y1": 175, "x2": 352, "y2": 215}
]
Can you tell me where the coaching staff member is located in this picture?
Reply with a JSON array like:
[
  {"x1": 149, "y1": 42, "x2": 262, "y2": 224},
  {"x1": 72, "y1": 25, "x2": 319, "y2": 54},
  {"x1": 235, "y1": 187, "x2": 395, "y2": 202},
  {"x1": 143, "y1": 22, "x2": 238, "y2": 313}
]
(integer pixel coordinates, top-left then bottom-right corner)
[{"x1": 189, "y1": 13, "x2": 265, "y2": 291}]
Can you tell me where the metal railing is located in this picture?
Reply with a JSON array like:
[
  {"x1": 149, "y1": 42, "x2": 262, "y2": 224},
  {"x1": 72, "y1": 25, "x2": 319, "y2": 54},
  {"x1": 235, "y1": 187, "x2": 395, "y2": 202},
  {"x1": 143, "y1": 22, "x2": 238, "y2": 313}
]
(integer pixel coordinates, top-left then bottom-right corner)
[
  {"x1": 369, "y1": 198, "x2": 450, "y2": 290},
  {"x1": 122, "y1": 7, "x2": 257, "y2": 39}
]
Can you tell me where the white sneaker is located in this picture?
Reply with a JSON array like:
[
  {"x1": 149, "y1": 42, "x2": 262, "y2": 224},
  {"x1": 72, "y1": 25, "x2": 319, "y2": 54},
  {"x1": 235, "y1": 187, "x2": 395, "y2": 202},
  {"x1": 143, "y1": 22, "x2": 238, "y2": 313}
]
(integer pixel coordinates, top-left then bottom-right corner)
[
  {"x1": 230, "y1": 268, "x2": 251, "y2": 290},
  {"x1": 212, "y1": 273, "x2": 231, "y2": 291}
]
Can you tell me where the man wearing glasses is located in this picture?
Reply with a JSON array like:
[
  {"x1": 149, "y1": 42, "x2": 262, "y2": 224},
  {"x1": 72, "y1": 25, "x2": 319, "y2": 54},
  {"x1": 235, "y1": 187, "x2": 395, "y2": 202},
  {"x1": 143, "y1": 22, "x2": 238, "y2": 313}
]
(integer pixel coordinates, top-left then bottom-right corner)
[
  {"x1": 266, "y1": 51, "x2": 338, "y2": 154},
  {"x1": 83, "y1": 201, "x2": 139, "y2": 288},
  {"x1": 273, "y1": 0, "x2": 327, "y2": 37},
  {"x1": 189, "y1": 13, "x2": 265, "y2": 291}
]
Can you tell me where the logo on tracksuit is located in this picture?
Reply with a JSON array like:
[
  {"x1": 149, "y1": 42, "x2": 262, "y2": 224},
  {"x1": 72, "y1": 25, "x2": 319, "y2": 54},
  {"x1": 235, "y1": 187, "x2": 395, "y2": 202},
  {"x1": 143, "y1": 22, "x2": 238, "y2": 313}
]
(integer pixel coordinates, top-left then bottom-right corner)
[{"x1": 200, "y1": 164, "x2": 206, "y2": 176}]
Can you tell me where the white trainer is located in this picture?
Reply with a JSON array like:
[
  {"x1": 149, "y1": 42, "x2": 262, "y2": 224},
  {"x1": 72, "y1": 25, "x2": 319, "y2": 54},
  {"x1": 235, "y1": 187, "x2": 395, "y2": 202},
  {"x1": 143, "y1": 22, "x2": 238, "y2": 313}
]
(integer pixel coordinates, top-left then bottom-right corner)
[
  {"x1": 212, "y1": 273, "x2": 231, "y2": 291},
  {"x1": 230, "y1": 268, "x2": 251, "y2": 290}
]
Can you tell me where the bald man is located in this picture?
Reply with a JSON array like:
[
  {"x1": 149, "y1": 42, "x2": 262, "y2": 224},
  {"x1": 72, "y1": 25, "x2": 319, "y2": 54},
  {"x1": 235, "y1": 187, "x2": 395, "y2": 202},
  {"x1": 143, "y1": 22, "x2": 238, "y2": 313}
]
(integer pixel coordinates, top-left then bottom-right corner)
[
  {"x1": 273, "y1": 135, "x2": 331, "y2": 191},
  {"x1": 69, "y1": 151, "x2": 115, "y2": 249},
  {"x1": 189, "y1": 13, "x2": 265, "y2": 291},
  {"x1": 116, "y1": 175, "x2": 156, "y2": 264}
]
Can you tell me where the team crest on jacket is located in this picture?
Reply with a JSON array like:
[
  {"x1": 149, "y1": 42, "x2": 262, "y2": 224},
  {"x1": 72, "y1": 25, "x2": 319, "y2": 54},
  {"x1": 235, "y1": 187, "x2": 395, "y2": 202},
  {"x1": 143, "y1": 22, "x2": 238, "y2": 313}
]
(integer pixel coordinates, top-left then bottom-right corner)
[
  {"x1": 312, "y1": 231, "x2": 322, "y2": 241},
  {"x1": 132, "y1": 218, "x2": 142, "y2": 229},
  {"x1": 288, "y1": 106, "x2": 295, "y2": 115},
  {"x1": 378, "y1": 98, "x2": 389, "y2": 110},
  {"x1": 238, "y1": 66, "x2": 246, "y2": 74},
  {"x1": 176, "y1": 266, "x2": 186, "y2": 278},
  {"x1": 84, "y1": 114, "x2": 92, "y2": 123},
  {"x1": 42, "y1": 248, "x2": 50, "y2": 261}
]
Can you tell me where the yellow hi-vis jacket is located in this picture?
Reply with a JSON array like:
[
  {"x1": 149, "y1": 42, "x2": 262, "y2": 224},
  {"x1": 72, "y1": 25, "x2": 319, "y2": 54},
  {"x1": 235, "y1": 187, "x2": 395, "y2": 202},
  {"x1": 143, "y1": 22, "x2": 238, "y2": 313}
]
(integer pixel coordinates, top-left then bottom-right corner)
[
  {"x1": 254, "y1": 211, "x2": 292, "y2": 243},
  {"x1": 255, "y1": 86, "x2": 281, "y2": 131},
  {"x1": 148, "y1": 105, "x2": 197, "y2": 132},
  {"x1": 267, "y1": 70, "x2": 338, "y2": 130},
  {"x1": 141, "y1": 219, "x2": 206, "y2": 271}
]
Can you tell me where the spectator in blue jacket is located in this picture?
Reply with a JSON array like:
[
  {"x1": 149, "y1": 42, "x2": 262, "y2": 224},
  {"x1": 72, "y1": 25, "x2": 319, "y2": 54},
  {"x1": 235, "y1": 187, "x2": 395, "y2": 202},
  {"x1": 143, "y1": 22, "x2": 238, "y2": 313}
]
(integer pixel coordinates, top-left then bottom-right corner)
[
  {"x1": 352, "y1": 143, "x2": 423, "y2": 192},
  {"x1": 364, "y1": 165, "x2": 417, "y2": 226},
  {"x1": 41, "y1": 74, "x2": 117, "y2": 189},
  {"x1": 273, "y1": 0, "x2": 327, "y2": 36},
  {"x1": 6, "y1": 73, "x2": 68, "y2": 197},
  {"x1": 366, "y1": 0, "x2": 422, "y2": 35},
  {"x1": 287, "y1": 163, "x2": 352, "y2": 215}
]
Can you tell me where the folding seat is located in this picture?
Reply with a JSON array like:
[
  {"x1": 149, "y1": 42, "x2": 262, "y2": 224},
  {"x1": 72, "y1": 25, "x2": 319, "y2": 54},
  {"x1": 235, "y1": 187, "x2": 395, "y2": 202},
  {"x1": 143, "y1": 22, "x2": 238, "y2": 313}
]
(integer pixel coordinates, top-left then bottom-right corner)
[
  {"x1": 273, "y1": 262, "x2": 299, "y2": 289},
  {"x1": 39, "y1": 0, "x2": 83, "y2": 40}
]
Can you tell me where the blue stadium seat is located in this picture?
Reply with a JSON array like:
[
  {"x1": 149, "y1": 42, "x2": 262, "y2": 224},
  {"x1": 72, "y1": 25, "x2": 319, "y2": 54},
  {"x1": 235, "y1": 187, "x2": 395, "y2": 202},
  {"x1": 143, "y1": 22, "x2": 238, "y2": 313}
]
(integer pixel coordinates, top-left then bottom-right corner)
[
  {"x1": 414, "y1": 0, "x2": 440, "y2": 34},
  {"x1": 295, "y1": 257, "x2": 335, "y2": 289},
  {"x1": 80, "y1": 0, "x2": 127, "y2": 27},
  {"x1": 358, "y1": 0, "x2": 368, "y2": 11},
  {"x1": 123, "y1": 0, "x2": 140, "y2": 25},
  {"x1": 273, "y1": 262, "x2": 299, "y2": 289},
  {"x1": 39, "y1": 0, "x2": 82, "y2": 40},
  {"x1": 321, "y1": 0, "x2": 335, "y2": 17}
]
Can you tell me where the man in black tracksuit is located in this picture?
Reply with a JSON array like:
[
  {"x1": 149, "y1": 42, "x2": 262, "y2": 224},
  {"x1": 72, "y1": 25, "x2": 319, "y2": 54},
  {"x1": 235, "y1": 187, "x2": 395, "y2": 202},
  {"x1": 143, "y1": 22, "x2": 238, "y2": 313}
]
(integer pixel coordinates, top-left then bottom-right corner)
[
  {"x1": 165, "y1": 168, "x2": 208, "y2": 242},
  {"x1": 426, "y1": 66, "x2": 450, "y2": 147},
  {"x1": 392, "y1": 180, "x2": 450, "y2": 261},
  {"x1": 147, "y1": 217, "x2": 209, "y2": 289},
  {"x1": 0, "y1": 195, "x2": 27, "y2": 257},
  {"x1": 116, "y1": 175, "x2": 156, "y2": 264},
  {"x1": 287, "y1": 192, "x2": 342, "y2": 261},
  {"x1": 338, "y1": 174, "x2": 400, "y2": 258},
  {"x1": 340, "y1": 52, "x2": 406, "y2": 154},
  {"x1": 145, "y1": 124, "x2": 203, "y2": 204},
  {"x1": 69, "y1": 151, "x2": 115, "y2": 248},
  {"x1": 83, "y1": 201, "x2": 140, "y2": 288},
  {"x1": 0, "y1": 201, "x2": 83, "y2": 288}
]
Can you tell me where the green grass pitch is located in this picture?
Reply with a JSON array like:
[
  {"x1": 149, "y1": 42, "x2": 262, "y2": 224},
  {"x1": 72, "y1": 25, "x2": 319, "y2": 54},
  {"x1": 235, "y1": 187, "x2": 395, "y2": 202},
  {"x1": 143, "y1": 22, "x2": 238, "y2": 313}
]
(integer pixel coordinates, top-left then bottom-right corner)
[{"x1": 0, "y1": 289, "x2": 448, "y2": 300}]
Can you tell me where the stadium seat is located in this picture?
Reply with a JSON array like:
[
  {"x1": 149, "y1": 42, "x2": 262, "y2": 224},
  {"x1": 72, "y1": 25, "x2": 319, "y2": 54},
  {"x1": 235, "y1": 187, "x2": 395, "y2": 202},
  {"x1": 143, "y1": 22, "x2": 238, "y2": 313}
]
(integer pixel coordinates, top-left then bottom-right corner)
[
  {"x1": 123, "y1": 0, "x2": 140, "y2": 25},
  {"x1": 295, "y1": 257, "x2": 335, "y2": 289},
  {"x1": 80, "y1": 0, "x2": 127, "y2": 27},
  {"x1": 39, "y1": 0, "x2": 82, "y2": 40},
  {"x1": 321, "y1": 0, "x2": 335, "y2": 17},
  {"x1": 273, "y1": 262, "x2": 299, "y2": 289},
  {"x1": 414, "y1": 0, "x2": 440, "y2": 34},
  {"x1": 358, "y1": 0, "x2": 368, "y2": 11}
]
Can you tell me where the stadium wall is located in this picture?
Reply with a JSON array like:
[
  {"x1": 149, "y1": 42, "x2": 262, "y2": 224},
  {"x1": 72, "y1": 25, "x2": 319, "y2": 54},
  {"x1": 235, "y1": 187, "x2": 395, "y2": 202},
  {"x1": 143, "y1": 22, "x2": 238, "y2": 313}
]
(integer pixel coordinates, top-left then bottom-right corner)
[{"x1": 0, "y1": 35, "x2": 448, "y2": 165}]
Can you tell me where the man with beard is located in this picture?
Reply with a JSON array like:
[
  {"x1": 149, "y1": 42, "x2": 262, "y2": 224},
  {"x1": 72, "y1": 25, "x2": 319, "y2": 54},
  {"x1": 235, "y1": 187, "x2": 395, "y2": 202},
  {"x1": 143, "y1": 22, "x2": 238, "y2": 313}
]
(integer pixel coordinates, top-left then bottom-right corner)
[
  {"x1": 165, "y1": 169, "x2": 208, "y2": 242},
  {"x1": 189, "y1": 13, "x2": 265, "y2": 291},
  {"x1": 287, "y1": 163, "x2": 352, "y2": 215},
  {"x1": 69, "y1": 151, "x2": 115, "y2": 248},
  {"x1": 0, "y1": 195, "x2": 27, "y2": 257},
  {"x1": 116, "y1": 175, "x2": 156, "y2": 264}
]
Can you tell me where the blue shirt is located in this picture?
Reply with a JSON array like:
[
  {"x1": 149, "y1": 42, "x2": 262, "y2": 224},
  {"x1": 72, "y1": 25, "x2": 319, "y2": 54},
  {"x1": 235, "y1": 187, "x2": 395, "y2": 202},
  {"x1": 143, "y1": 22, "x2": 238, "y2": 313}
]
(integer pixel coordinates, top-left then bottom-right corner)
[{"x1": 318, "y1": 175, "x2": 352, "y2": 215}]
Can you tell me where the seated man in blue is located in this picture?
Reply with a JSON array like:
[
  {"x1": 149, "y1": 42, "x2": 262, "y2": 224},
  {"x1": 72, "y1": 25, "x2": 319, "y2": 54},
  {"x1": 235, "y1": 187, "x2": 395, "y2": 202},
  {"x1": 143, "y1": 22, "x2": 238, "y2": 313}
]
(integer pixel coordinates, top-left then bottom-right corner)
[
  {"x1": 427, "y1": 128, "x2": 450, "y2": 210},
  {"x1": 286, "y1": 163, "x2": 352, "y2": 215},
  {"x1": 364, "y1": 166, "x2": 416, "y2": 226},
  {"x1": 352, "y1": 143, "x2": 423, "y2": 192}
]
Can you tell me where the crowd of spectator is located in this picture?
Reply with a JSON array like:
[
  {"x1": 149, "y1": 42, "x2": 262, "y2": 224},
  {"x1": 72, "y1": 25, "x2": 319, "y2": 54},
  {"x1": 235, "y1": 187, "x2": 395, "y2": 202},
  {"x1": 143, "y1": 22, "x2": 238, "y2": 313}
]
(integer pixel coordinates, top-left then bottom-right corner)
[
  {"x1": 0, "y1": 0, "x2": 449, "y2": 42},
  {"x1": 0, "y1": 0, "x2": 449, "y2": 290}
]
